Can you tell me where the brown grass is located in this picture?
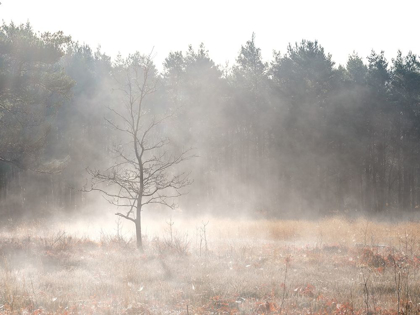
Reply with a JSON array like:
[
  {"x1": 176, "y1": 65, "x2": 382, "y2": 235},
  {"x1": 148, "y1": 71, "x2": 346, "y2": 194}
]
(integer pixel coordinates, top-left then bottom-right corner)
[{"x1": 0, "y1": 217, "x2": 420, "y2": 314}]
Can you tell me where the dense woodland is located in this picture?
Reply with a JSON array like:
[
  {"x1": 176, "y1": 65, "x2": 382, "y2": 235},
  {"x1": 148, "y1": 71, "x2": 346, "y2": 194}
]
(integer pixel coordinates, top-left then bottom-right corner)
[{"x1": 1, "y1": 22, "x2": 420, "y2": 220}]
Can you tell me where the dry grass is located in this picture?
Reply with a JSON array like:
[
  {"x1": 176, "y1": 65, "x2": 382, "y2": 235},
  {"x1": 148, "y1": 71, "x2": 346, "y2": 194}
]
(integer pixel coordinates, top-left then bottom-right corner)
[{"x1": 0, "y1": 216, "x2": 420, "y2": 314}]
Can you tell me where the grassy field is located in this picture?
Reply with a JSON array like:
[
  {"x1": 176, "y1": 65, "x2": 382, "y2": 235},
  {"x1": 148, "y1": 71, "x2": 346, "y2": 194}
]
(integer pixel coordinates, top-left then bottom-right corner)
[{"x1": 1, "y1": 217, "x2": 420, "y2": 314}]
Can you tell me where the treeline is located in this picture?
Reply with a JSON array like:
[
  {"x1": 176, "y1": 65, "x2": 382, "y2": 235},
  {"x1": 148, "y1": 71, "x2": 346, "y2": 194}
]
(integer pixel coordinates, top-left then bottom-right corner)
[{"x1": 1, "y1": 23, "x2": 420, "y2": 220}]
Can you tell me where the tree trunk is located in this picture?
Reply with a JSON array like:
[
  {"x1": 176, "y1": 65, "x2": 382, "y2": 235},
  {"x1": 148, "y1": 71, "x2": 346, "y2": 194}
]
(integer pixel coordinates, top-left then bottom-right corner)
[
  {"x1": 397, "y1": 164, "x2": 402, "y2": 209},
  {"x1": 403, "y1": 167, "x2": 410, "y2": 211},
  {"x1": 365, "y1": 162, "x2": 372, "y2": 212},
  {"x1": 411, "y1": 166, "x2": 416, "y2": 209},
  {"x1": 136, "y1": 205, "x2": 143, "y2": 251}
]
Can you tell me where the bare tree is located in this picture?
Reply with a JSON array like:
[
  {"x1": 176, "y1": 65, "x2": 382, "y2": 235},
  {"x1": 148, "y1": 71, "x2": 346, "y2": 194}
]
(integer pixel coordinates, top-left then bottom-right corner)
[{"x1": 86, "y1": 53, "x2": 193, "y2": 251}]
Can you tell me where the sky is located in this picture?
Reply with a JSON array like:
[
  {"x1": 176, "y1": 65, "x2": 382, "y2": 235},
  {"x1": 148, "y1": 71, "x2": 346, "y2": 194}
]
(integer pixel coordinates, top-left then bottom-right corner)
[{"x1": 1, "y1": 0, "x2": 419, "y2": 69}]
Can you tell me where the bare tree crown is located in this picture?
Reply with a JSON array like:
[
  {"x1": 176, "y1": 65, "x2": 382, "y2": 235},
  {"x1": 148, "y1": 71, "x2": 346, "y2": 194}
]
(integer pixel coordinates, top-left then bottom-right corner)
[{"x1": 86, "y1": 54, "x2": 194, "y2": 224}]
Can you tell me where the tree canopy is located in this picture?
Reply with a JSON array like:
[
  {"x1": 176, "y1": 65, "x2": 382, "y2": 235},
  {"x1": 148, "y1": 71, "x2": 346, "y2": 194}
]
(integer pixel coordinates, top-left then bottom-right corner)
[{"x1": 2, "y1": 24, "x2": 420, "y2": 220}]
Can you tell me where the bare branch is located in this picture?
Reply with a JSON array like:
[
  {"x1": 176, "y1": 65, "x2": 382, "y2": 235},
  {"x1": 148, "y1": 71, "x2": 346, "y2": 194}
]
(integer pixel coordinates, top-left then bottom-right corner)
[
  {"x1": 107, "y1": 106, "x2": 133, "y2": 128},
  {"x1": 105, "y1": 117, "x2": 133, "y2": 134},
  {"x1": 115, "y1": 212, "x2": 136, "y2": 223}
]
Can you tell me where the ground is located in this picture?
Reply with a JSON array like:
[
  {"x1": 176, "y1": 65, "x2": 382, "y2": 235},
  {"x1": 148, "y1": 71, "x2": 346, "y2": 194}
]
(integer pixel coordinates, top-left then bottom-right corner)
[{"x1": 1, "y1": 217, "x2": 420, "y2": 314}]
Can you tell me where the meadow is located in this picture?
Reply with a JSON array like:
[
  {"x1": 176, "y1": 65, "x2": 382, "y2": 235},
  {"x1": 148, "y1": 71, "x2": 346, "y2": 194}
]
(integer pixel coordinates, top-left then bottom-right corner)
[{"x1": 1, "y1": 217, "x2": 420, "y2": 314}]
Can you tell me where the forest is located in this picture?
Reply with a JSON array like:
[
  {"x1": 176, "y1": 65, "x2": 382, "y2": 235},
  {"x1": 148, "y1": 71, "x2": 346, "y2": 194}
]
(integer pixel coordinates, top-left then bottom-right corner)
[
  {"x1": 4, "y1": 20, "x2": 420, "y2": 315},
  {"x1": 1, "y1": 22, "x2": 420, "y2": 222}
]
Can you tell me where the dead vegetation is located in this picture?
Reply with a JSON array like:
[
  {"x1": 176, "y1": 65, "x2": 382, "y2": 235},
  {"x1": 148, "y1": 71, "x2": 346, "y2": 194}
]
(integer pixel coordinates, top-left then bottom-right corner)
[{"x1": 1, "y1": 217, "x2": 420, "y2": 314}]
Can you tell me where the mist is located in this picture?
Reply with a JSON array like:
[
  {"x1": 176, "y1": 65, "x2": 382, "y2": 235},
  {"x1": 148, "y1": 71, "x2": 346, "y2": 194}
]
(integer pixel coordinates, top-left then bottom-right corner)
[{"x1": 2, "y1": 20, "x2": 420, "y2": 314}]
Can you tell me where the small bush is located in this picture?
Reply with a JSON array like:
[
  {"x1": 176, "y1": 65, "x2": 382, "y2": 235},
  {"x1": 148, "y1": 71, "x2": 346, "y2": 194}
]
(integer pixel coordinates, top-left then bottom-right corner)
[{"x1": 152, "y1": 234, "x2": 190, "y2": 256}]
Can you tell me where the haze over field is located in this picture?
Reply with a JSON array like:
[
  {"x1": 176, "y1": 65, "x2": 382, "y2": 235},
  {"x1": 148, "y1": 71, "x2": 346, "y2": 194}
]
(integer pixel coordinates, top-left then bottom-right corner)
[{"x1": 2, "y1": 2, "x2": 420, "y2": 314}]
